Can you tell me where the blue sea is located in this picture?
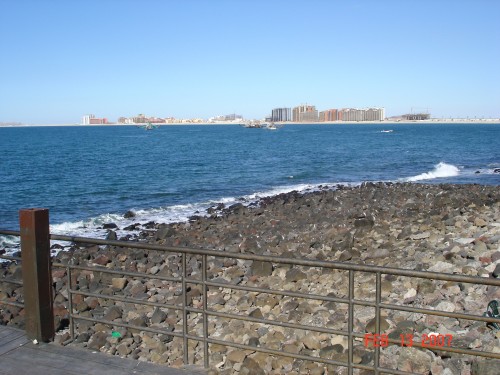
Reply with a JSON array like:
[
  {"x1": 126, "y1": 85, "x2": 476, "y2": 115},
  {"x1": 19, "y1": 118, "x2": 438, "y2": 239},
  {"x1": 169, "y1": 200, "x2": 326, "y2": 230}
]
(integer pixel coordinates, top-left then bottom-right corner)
[{"x1": 0, "y1": 123, "x2": 499, "y2": 250}]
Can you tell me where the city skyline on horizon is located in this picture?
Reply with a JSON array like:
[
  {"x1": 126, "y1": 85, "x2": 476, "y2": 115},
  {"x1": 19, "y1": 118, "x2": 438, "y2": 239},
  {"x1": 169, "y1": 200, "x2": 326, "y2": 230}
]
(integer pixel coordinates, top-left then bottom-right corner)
[
  {"x1": 6, "y1": 103, "x2": 500, "y2": 126},
  {"x1": 1, "y1": 0, "x2": 499, "y2": 125}
]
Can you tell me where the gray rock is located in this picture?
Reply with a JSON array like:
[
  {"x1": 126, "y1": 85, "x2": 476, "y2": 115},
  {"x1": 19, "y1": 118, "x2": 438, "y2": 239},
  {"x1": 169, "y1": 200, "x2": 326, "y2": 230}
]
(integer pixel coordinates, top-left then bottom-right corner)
[
  {"x1": 249, "y1": 308, "x2": 264, "y2": 319},
  {"x1": 471, "y1": 359, "x2": 500, "y2": 375},
  {"x1": 285, "y1": 268, "x2": 307, "y2": 282},
  {"x1": 491, "y1": 251, "x2": 500, "y2": 262},
  {"x1": 428, "y1": 261, "x2": 455, "y2": 273},
  {"x1": 247, "y1": 337, "x2": 260, "y2": 347},
  {"x1": 124, "y1": 210, "x2": 136, "y2": 219},
  {"x1": 411, "y1": 231, "x2": 430, "y2": 240},
  {"x1": 303, "y1": 333, "x2": 321, "y2": 349},
  {"x1": 226, "y1": 350, "x2": 247, "y2": 363},
  {"x1": 397, "y1": 347, "x2": 433, "y2": 374},
  {"x1": 103, "y1": 306, "x2": 122, "y2": 321},
  {"x1": 240, "y1": 357, "x2": 265, "y2": 375},
  {"x1": 492, "y1": 263, "x2": 500, "y2": 278},
  {"x1": 150, "y1": 308, "x2": 167, "y2": 324},
  {"x1": 474, "y1": 218, "x2": 488, "y2": 227},
  {"x1": 365, "y1": 317, "x2": 390, "y2": 333},
  {"x1": 366, "y1": 248, "x2": 390, "y2": 260},
  {"x1": 87, "y1": 331, "x2": 108, "y2": 350},
  {"x1": 74, "y1": 332, "x2": 90, "y2": 343},
  {"x1": 319, "y1": 344, "x2": 343, "y2": 359},
  {"x1": 129, "y1": 315, "x2": 147, "y2": 327},
  {"x1": 473, "y1": 240, "x2": 488, "y2": 253},
  {"x1": 251, "y1": 260, "x2": 273, "y2": 276},
  {"x1": 155, "y1": 224, "x2": 175, "y2": 240},
  {"x1": 339, "y1": 250, "x2": 353, "y2": 261},
  {"x1": 116, "y1": 342, "x2": 132, "y2": 356},
  {"x1": 106, "y1": 230, "x2": 117, "y2": 240},
  {"x1": 355, "y1": 217, "x2": 374, "y2": 228},
  {"x1": 111, "y1": 277, "x2": 127, "y2": 290}
]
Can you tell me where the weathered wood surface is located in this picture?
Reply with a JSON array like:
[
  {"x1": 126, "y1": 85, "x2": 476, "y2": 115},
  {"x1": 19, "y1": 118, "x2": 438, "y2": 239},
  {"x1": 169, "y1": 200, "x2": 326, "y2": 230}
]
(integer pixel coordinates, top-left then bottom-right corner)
[{"x1": 0, "y1": 325, "x2": 206, "y2": 375}]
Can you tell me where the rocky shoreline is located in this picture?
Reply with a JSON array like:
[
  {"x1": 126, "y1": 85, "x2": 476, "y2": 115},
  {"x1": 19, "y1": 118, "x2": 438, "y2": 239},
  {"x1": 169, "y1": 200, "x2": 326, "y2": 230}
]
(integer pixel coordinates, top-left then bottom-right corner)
[{"x1": 1, "y1": 182, "x2": 500, "y2": 374}]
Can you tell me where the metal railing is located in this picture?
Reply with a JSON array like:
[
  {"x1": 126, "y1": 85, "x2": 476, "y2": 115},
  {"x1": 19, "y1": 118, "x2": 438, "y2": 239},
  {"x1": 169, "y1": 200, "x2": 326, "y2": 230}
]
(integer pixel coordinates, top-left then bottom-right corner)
[{"x1": 1, "y1": 208, "x2": 500, "y2": 375}]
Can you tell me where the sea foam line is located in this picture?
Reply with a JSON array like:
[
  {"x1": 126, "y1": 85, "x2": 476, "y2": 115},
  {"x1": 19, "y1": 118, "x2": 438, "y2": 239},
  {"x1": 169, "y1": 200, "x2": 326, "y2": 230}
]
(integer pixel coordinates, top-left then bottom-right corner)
[
  {"x1": 0, "y1": 163, "x2": 468, "y2": 256},
  {"x1": 404, "y1": 162, "x2": 460, "y2": 182}
]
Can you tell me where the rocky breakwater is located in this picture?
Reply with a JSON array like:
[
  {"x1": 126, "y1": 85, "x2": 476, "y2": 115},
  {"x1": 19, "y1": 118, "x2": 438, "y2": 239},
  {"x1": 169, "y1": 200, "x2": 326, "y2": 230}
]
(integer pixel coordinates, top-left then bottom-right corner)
[{"x1": 1, "y1": 183, "x2": 499, "y2": 374}]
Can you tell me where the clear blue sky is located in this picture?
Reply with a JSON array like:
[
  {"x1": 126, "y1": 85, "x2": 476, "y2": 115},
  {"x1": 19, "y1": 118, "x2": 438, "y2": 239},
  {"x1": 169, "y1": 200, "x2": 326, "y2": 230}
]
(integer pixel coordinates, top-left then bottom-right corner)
[{"x1": 1, "y1": 0, "x2": 499, "y2": 124}]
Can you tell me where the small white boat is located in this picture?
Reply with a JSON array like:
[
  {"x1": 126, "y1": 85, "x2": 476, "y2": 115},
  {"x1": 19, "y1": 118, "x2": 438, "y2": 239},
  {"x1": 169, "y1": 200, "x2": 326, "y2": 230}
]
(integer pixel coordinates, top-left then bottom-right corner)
[
  {"x1": 264, "y1": 122, "x2": 284, "y2": 130},
  {"x1": 380, "y1": 129, "x2": 393, "y2": 133}
]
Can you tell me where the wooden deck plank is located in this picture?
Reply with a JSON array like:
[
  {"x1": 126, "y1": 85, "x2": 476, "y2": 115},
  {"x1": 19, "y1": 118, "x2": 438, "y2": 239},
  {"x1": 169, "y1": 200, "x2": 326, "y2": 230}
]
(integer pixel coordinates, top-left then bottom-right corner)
[
  {"x1": 0, "y1": 326, "x2": 25, "y2": 340},
  {"x1": 2, "y1": 347, "x2": 140, "y2": 375},
  {"x1": 23, "y1": 342, "x2": 142, "y2": 370},
  {"x1": 0, "y1": 335, "x2": 29, "y2": 356},
  {"x1": 0, "y1": 329, "x2": 29, "y2": 356},
  {"x1": 31, "y1": 343, "x2": 206, "y2": 373},
  {"x1": 0, "y1": 356, "x2": 82, "y2": 375},
  {"x1": 0, "y1": 325, "x2": 206, "y2": 374}
]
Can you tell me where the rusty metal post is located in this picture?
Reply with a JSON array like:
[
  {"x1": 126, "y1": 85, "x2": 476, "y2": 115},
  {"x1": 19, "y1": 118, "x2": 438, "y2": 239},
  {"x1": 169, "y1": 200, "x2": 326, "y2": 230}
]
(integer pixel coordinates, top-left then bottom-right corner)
[{"x1": 19, "y1": 208, "x2": 54, "y2": 342}]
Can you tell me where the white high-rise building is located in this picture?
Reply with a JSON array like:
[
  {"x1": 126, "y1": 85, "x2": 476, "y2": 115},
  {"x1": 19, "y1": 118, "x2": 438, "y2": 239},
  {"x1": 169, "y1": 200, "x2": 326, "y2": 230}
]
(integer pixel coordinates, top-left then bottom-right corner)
[{"x1": 82, "y1": 114, "x2": 95, "y2": 125}]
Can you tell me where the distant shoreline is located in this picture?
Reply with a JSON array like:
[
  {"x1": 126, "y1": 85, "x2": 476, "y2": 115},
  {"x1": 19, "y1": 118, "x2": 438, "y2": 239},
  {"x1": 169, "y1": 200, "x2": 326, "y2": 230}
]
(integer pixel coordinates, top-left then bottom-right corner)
[{"x1": 1, "y1": 119, "x2": 500, "y2": 127}]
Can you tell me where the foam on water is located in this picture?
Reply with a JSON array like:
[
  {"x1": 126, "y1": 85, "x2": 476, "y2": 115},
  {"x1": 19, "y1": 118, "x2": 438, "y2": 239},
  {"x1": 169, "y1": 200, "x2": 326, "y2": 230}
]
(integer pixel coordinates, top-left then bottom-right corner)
[
  {"x1": 405, "y1": 162, "x2": 460, "y2": 182},
  {"x1": 0, "y1": 235, "x2": 19, "y2": 248},
  {"x1": 1, "y1": 181, "x2": 348, "y2": 256}
]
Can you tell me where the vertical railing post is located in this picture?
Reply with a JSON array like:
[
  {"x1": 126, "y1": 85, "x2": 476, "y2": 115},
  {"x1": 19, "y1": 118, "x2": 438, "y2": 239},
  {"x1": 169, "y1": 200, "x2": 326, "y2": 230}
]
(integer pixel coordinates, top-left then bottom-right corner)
[
  {"x1": 374, "y1": 272, "x2": 382, "y2": 375},
  {"x1": 202, "y1": 254, "x2": 209, "y2": 368},
  {"x1": 19, "y1": 208, "x2": 54, "y2": 342},
  {"x1": 182, "y1": 253, "x2": 188, "y2": 364},
  {"x1": 348, "y1": 270, "x2": 354, "y2": 375},
  {"x1": 67, "y1": 259, "x2": 75, "y2": 341}
]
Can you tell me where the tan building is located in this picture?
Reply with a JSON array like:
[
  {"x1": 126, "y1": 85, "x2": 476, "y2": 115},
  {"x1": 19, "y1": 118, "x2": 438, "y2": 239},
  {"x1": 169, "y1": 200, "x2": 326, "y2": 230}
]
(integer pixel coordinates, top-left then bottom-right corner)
[
  {"x1": 337, "y1": 108, "x2": 385, "y2": 121},
  {"x1": 319, "y1": 109, "x2": 338, "y2": 122},
  {"x1": 292, "y1": 104, "x2": 318, "y2": 122}
]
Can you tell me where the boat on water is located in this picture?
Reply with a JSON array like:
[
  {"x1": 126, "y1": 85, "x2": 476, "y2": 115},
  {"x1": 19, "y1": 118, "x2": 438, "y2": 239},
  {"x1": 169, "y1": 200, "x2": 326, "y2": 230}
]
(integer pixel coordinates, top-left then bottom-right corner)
[
  {"x1": 264, "y1": 122, "x2": 284, "y2": 130},
  {"x1": 380, "y1": 129, "x2": 393, "y2": 133},
  {"x1": 137, "y1": 122, "x2": 160, "y2": 130},
  {"x1": 241, "y1": 121, "x2": 284, "y2": 130}
]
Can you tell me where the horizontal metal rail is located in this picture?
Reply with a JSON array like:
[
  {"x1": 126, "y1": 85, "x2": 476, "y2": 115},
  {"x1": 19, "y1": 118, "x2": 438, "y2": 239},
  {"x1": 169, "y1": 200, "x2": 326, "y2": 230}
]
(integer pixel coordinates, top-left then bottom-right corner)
[
  {"x1": 69, "y1": 314, "x2": 185, "y2": 340},
  {"x1": 3, "y1": 229, "x2": 500, "y2": 286},
  {"x1": 0, "y1": 300, "x2": 24, "y2": 308},
  {"x1": 69, "y1": 263, "x2": 182, "y2": 284},
  {"x1": 69, "y1": 289, "x2": 182, "y2": 312},
  {"x1": 0, "y1": 278, "x2": 23, "y2": 286},
  {"x1": 0, "y1": 255, "x2": 22, "y2": 262},
  {"x1": 204, "y1": 336, "x2": 418, "y2": 375}
]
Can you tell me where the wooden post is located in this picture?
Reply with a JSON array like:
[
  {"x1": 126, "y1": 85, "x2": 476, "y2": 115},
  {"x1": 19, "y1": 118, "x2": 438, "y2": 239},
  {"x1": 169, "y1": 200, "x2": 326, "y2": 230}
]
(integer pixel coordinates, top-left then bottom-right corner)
[{"x1": 19, "y1": 208, "x2": 54, "y2": 342}]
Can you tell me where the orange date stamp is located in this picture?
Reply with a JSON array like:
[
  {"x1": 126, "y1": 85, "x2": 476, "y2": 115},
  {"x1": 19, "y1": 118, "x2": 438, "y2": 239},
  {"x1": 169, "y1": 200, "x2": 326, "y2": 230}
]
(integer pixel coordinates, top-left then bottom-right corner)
[{"x1": 363, "y1": 333, "x2": 453, "y2": 348}]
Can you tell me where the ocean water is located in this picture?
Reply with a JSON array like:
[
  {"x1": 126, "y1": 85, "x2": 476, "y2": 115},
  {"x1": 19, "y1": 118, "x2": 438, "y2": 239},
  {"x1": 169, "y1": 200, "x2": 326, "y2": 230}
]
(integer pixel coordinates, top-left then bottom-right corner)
[{"x1": 0, "y1": 123, "x2": 499, "y2": 250}]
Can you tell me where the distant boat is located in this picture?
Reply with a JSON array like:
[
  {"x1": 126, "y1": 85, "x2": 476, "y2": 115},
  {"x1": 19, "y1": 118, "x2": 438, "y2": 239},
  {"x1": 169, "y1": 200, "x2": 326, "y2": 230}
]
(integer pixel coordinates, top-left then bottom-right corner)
[
  {"x1": 137, "y1": 122, "x2": 159, "y2": 130},
  {"x1": 380, "y1": 129, "x2": 393, "y2": 133},
  {"x1": 264, "y1": 122, "x2": 284, "y2": 130}
]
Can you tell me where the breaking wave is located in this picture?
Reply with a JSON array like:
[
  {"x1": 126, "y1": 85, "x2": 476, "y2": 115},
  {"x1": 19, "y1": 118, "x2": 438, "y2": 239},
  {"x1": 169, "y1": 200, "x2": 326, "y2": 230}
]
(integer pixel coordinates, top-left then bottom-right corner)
[{"x1": 405, "y1": 162, "x2": 460, "y2": 182}]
